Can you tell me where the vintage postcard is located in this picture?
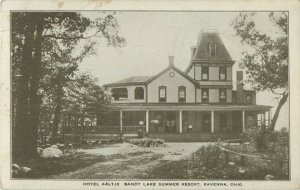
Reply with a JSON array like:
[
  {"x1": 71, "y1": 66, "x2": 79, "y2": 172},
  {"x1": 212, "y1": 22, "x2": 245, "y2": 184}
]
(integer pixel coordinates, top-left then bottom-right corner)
[{"x1": 1, "y1": 0, "x2": 300, "y2": 189}]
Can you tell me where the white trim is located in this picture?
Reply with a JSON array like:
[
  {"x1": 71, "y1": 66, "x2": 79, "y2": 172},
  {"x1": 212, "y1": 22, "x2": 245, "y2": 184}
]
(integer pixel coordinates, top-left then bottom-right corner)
[
  {"x1": 211, "y1": 110, "x2": 214, "y2": 133},
  {"x1": 146, "y1": 110, "x2": 149, "y2": 133},
  {"x1": 179, "y1": 110, "x2": 183, "y2": 133},
  {"x1": 242, "y1": 110, "x2": 245, "y2": 133},
  {"x1": 120, "y1": 110, "x2": 123, "y2": 133}
]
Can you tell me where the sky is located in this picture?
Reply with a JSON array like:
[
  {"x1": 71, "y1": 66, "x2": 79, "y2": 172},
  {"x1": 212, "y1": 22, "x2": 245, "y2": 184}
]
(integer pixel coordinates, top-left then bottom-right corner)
[{"x1": 78, "y1": 11, "x2": 288, "y2": 130}]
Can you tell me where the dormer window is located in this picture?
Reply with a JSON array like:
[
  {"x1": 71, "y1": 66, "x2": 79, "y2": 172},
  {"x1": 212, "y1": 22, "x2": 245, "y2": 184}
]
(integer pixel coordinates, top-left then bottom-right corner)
[
  {"x1": 201, "y1": 66, "x2": 209, "y2": 80},
  {"x1": 159, "y1": 86, "x2": 167, "y2": 102},
  {"x1": 209, "y1": 43, "x2": 217, "y2": 57},
  {"x1": 178, "y1": 86, "x2": 186, "y2": 103},
  {"x1": 219, "y1": 67, "x2": 227, "y2": 81}
]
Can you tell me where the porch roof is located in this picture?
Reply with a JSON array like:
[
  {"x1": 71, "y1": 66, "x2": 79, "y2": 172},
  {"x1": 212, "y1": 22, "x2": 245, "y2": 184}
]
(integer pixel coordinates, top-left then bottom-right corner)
[{"x1": 109, "y1": 103, "x2": 271, "y2": 112}]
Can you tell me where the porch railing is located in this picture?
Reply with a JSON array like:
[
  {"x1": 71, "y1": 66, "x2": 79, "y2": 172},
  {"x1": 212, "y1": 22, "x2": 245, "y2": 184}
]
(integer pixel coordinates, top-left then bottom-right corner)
[{"x1": 64, "y1": 125, "x2": 146, "y2": 134}]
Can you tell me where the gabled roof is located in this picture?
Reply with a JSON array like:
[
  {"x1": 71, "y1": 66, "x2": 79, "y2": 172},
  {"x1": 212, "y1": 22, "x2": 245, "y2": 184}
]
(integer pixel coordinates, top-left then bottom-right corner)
[
  {"x1": 193, "y1": 32, "x2": 233, "y2": 61},
  {"x1": 104, "y1": 65, "x2": 200, "y2": 88},
  {"x1": 145, "y1": 65, "x2": 200, "y2": 87},
  {"x1": 103, "y1": 76, "x2": 152, "y2": 87}
]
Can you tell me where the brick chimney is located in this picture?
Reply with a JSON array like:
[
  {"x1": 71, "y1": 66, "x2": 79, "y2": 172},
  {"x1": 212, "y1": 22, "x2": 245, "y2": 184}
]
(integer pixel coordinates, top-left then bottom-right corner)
[
  {"x1": 236, "y1": 71, "x2": 245, "y2": 104},
  {"x1": 169, "y1": 56, "x2": 174, "y2": 67}
]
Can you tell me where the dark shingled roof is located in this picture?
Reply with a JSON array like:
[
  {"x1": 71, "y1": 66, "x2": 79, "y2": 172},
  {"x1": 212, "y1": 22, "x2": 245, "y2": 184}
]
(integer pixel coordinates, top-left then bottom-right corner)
[
  {"x1": 193, "y1": 32, "x2": 233, "y2": 61},
  {"x1": 104, "y1": 64, "x2": 201, "y2": 87},
  {"x1": 104, "y1": 76, "x2": 152, "y2": 86}
]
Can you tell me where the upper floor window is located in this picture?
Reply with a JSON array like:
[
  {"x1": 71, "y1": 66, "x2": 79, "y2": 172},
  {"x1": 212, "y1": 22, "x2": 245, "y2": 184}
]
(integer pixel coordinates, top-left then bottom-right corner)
[
  {"x1": 134, "y1": 87, "x2": 144, "y2": 99},
  {"x1": 209, "y1": 43, "x2": 217, "y2": 57},
  {"x1": 202, "y1": 88, "x2": 209, "y2": 103},
  {"x1": 178, "y1": 86, "x2": 186, "y2": 103},
  {"x1": 111, "y1": 88, "x2": 128, "y2": 101},
  {"x1": 219, "y1": 67, "x2": 227, "y2": 81},
  {"x1": 219, "y1": 89, "x2": 227, "y2": 103},
  {"x1": 246, "y1": 94, "x2": 252, "y2": 104},
  {"x1": 159, "y1": 86, "x2": 167, "y2": 102},
  {"x1": 202, "y1": 66, "x2": 209, "y2": 80}
]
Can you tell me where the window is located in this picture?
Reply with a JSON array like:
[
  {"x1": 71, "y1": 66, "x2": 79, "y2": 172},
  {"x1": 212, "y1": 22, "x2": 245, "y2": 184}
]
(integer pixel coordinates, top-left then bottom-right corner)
[
  {"x1": 219, "y1": 67, "x2": 227, "y2": 81},
  {"x1": 219, "y1": 89, "x2": 227, "y2": 103},
  {"x1": 178, "y1": 86, "x2": 186, "y2": 102},
  {"x1": 201, "y1": 88, "x2": 209, "y2": 103},
  {"x1": 159, "y1": 86, "x2": 167, "y2": 102},
  {"x1": 169, "y1": 72, "x2": 175, "y2": 77},
  {"x1": 202, "y1": 66, "x2": 209, "y2": 80},
  {"x1": 209, "y1": 43, "x2": 217, "y2": 57},
  {"x1": 111, "y1": 88, "x2": 128, "y2": 100},
  {"x1": 134, "y1": 87, "x2": 144, "y2": 99},
  {"x1": 246, "y1": 94, "x2": 252, "y2": 104}
]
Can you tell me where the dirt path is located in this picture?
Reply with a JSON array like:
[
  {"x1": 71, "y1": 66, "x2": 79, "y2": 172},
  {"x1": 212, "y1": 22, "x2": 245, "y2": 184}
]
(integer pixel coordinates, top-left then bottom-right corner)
[{"x1": 49, "y1": 142, "x2": 210, "y2": 179}]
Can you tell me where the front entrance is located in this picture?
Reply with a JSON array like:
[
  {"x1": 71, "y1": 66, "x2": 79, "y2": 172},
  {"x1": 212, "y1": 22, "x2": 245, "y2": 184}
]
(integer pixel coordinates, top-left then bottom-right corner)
[
  {"x1": 149, "y1": 111, "x2": 178, "y2": 133},
  {"x1": 202, "y1": 114, "x2": 211, "y2": 132},
  {"x1": 165, "y1": 112, "x2": 176, "y2": 133}
]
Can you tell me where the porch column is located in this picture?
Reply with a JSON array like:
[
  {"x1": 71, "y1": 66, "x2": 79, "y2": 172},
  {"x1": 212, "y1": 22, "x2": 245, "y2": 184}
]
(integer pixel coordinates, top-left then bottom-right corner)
[
  {"x1": 242, "y1": 110, "x2": 245, "y2": 133},
  {"x1": 268, "y1": 110, "x2": 271, "y2": 126},
  {"x1": 211, "y1": 110, "x2": 214, "y2": 133},
  {"x1": 263, "y1": 112, "x2": 266, "y2": 126},
  {"x1": 270, "y1": 109, "x2": 272, "y2": 127},
  {"x1": 120, "y1": 110, "x2": 123, "y2": 133},
  {"x1": 179, "y1": 110, "x2": 183, "y2": 133},
  {"x1": 146, "y1": 110, "x2": 149, "y2": 133}
]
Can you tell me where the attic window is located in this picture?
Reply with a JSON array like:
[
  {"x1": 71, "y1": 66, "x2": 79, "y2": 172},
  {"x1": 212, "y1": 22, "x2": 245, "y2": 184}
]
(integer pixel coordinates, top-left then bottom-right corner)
[
  {"x1": 169, "y1": 72, "x2": 175, "y2": 77},
  {"x1": 209, "y1": 44, "x2": 217, "y2": 57}
]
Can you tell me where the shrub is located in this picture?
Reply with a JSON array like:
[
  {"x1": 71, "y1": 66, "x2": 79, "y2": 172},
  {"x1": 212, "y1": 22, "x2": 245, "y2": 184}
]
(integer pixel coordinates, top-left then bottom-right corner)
[
  {"x1": 129, "y1": 138, "x2": 164, "y2": 147},
  {"x1": 243, "y1": 124, "x2": 268, "y2": 151},
  {"x1": 144, "y1": 144, "x2": 288, "y2": 180},
  {"x1": 187, "y1": 145, "x2": 230, "y2": 179},
  {"x1": 190, "y1": 145, "x2": 226, "y2": 169}
]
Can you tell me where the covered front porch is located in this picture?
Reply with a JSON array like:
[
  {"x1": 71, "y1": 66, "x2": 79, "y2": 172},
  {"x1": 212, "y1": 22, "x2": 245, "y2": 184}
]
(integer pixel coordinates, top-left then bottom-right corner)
[{"x1": 63, "y1": 104, "x2": 272, "y2": 140}]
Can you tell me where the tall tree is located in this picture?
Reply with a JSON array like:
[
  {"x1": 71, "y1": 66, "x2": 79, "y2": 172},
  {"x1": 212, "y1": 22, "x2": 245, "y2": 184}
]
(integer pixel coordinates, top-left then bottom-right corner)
[
  {"x1": 12, "y1": 12, "x2": 124, "y2": 162},
  {"x1": 231, "y1": 12, "x2": 288, "y2": 131}
]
